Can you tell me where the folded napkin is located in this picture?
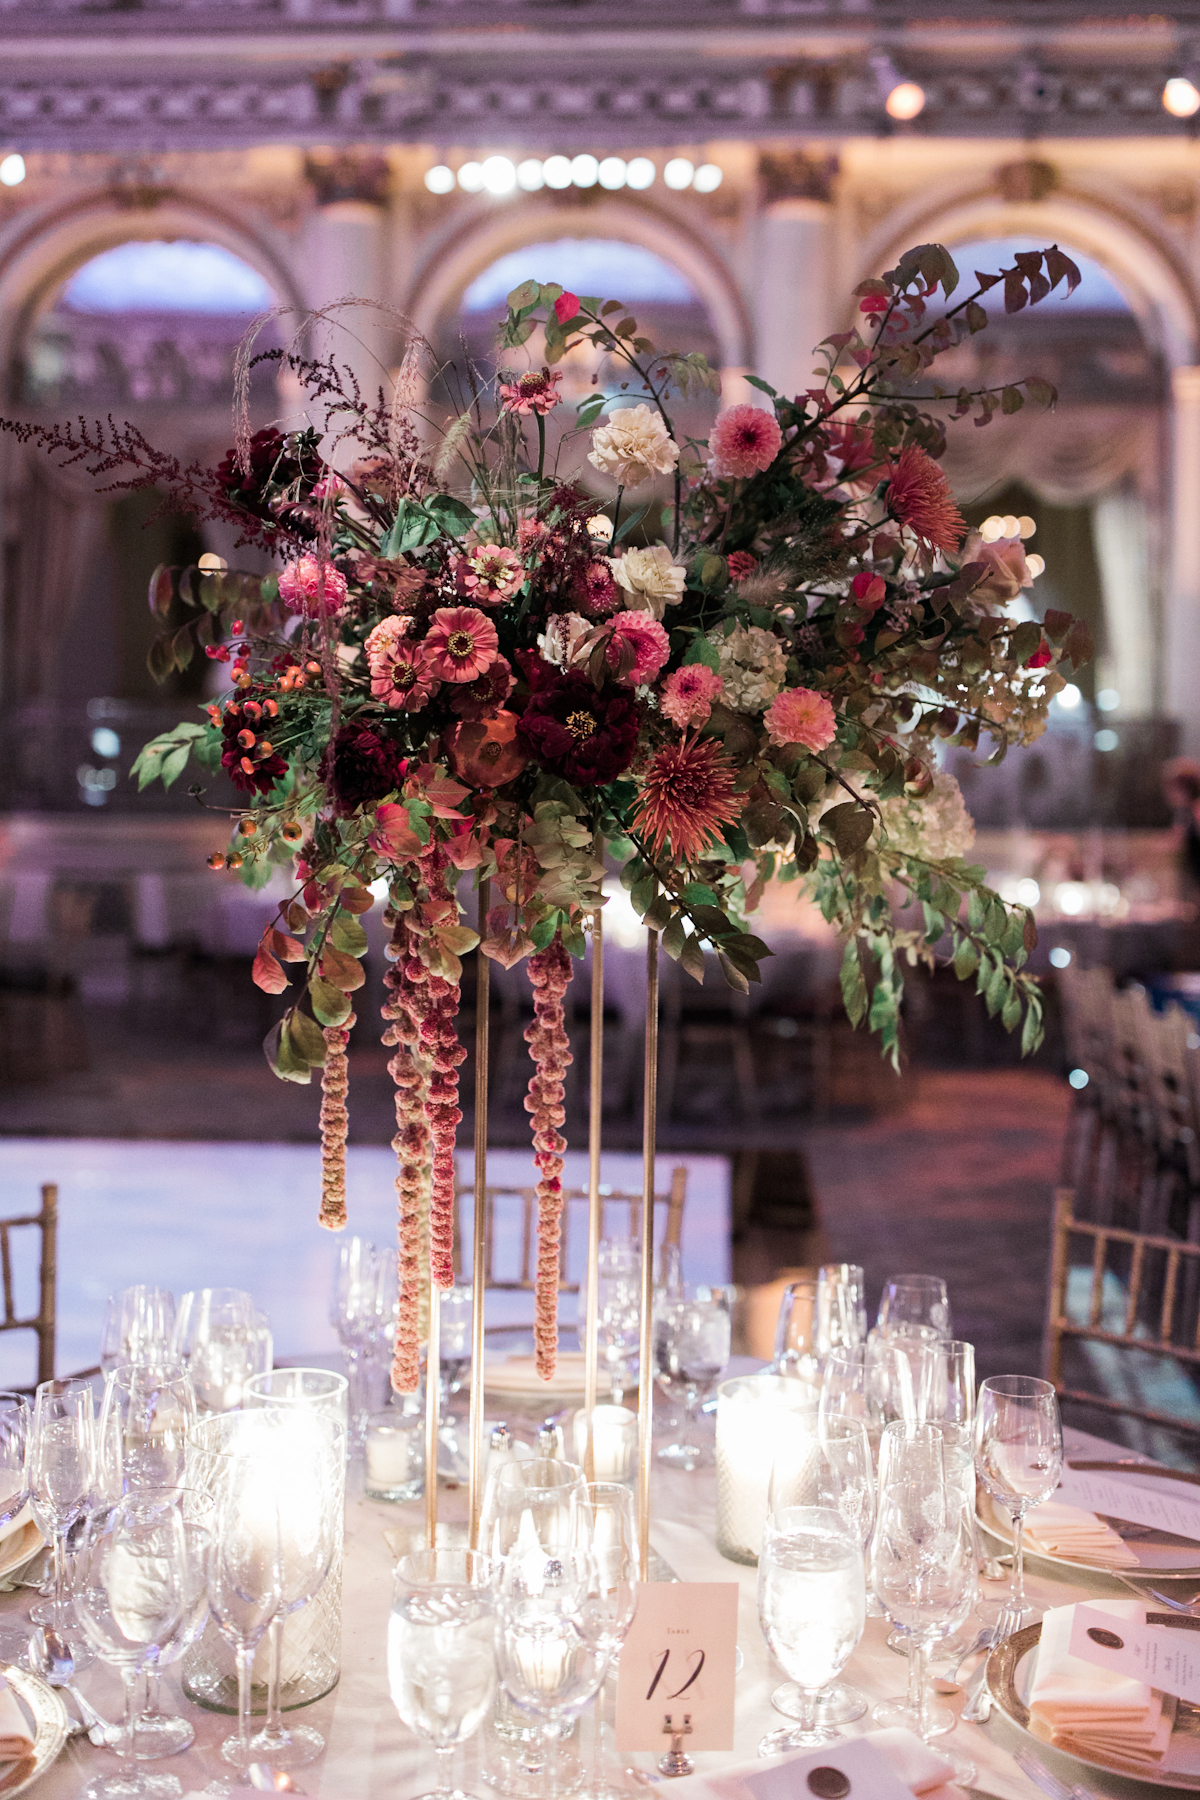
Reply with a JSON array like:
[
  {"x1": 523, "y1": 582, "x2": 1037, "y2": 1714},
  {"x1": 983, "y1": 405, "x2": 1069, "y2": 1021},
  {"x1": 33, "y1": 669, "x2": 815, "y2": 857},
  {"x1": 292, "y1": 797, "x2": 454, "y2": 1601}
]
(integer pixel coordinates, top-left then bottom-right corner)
[
  {"x1": 1029, "y1": 1598, "x2": 1173, "y2": 1769},
  {"x1": 1025, "y1": 1501, "x2": 1139, "y2": 1569},
  {"x1": 647, "y1": 1727, "x2": 954, "y2": 1799},
  {"x1": 0, "y1": 1677, "x2": 34, "y2": 1759}
]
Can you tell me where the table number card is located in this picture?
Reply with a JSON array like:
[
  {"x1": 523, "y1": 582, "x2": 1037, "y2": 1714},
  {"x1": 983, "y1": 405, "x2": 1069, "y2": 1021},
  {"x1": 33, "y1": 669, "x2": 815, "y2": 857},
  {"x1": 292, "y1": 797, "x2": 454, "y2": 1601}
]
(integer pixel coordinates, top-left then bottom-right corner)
[
  {"x1": 615, "y1": 1581, "x2": 739, "y2": 1753},
  {"x1": 1069, "y1": 1602, "x2": 1200, "y2": 1703}
]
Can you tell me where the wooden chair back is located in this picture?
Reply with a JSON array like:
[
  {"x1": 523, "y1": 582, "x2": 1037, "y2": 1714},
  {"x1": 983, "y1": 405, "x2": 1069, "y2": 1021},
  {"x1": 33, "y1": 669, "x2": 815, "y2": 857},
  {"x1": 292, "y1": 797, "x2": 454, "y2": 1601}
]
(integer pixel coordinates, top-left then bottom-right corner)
[
  {"x1": 0, "y1": 1184, "x2": 57, "y2": 1387},
  {"x1": 452, "y1": 1166, "x2": 687, "y2": 1293},
  {"x1": 1043, "y1": 1185, "x2": 1200, "y2": 1435}
]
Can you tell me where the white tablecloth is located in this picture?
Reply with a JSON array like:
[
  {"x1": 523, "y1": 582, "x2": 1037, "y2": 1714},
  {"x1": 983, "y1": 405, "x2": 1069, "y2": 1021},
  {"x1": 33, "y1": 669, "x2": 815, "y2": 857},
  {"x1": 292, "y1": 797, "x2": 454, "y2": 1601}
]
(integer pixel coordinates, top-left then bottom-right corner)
[{"x1": 14, "y1": 1423, "x2": 1181, "y2": 1798}]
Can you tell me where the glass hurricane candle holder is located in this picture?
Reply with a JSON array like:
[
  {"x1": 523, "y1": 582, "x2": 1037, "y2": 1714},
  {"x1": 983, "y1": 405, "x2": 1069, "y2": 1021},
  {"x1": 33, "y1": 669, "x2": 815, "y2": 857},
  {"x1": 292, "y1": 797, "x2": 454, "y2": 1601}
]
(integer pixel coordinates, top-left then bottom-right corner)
[
  {"x1": 364, "y1": 1401, "x2": 424, "y2": 1502},
  {"x1": 715, "y1": 1375, "x2": 817, "y2": 1565}
]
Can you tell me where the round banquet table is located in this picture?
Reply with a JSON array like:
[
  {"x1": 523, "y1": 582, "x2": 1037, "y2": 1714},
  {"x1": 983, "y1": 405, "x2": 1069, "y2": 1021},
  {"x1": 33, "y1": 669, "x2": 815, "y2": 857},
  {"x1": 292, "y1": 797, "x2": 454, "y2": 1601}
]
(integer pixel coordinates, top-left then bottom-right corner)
[{"x1": 8, "y1": 1406, "x2": 1182, "y2": 1800}]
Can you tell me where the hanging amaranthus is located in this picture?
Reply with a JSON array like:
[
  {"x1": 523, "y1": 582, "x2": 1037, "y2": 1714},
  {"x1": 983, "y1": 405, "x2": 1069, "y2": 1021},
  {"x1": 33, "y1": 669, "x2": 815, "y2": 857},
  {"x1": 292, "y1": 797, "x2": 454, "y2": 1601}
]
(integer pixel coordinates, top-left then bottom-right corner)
[
  {"x1": 524, "y1": 933, "x2": 574, "y2": 1379},
  {"x1": 317, "y1": 1014, "x2": 354, "y2": 1230},
  {"x1": 381, "y1": 907, "x2": 432, "y2": 1394},
  {"x1": 415, "y1": 843, "x2": 466, "y2": 1292}
]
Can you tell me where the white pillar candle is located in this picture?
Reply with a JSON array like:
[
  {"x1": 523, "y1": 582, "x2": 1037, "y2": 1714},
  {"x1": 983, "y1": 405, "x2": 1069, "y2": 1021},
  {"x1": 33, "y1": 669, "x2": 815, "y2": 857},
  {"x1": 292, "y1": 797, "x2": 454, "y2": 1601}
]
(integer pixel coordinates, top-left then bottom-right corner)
[
  {"x1": 364, "y1": 1417, "x2": 422, "y2": 1500},
  {"x1": 715, "y1": 1375, "x2": 817, "y2": 1565},
  {"x1": 572, "y1": 1405, "x2": 637, "y2": 1483}
]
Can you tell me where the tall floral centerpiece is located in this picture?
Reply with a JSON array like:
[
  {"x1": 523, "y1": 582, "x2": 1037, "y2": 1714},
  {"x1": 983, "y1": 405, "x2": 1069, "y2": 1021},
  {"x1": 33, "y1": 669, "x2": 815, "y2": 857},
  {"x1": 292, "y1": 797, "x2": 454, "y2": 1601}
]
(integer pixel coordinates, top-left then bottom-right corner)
[{"x1": 6, "y1": 241, "x2": 1090, "y2": 1390}]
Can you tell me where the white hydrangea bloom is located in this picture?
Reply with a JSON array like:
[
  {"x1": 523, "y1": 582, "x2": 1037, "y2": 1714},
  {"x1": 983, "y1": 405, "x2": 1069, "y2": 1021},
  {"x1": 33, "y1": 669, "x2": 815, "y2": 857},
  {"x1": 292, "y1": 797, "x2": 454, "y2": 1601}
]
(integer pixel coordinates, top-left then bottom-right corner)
[
  {"x1": 879, "y1": 770, "x2": 975, "y2": 864},
  {"x1": 715, "y1": 623, "x2": 788, "y2": 712}
]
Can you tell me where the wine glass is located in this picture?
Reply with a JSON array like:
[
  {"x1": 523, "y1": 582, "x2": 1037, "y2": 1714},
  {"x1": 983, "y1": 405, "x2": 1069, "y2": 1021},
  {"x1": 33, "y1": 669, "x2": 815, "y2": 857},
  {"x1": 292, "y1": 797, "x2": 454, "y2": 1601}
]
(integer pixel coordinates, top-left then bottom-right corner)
[
  {"x1": 477, "y1": 1458, "x2": 589, "y2": 1567},
  {"x1": 579, "y1": 1240, "x2": 641, "y2": 1404},
  {"x1": 771, "y1": 1279, "x2": 821, "y2": 1382},
  {"x1": 205, "y1": 1450, "x2": 284, "y2": 1787},
  {"x1": 768, "y1": 1416, "x2": 874, "y2": 1728},
  {"x1": 495, "y1": 1549, "x2": 608, "y2": 1800},
  {"x1": 173, "y1": 1289, "x2": 265, "y2": 1414},
  {"x1": 127, "y1": 1487, "x2": 216, "y2": 1763},
  {"x1": 577, "y1": 1483, "x2": 637, "y2": 1800},
  {"x1": 100, "y1": 1288, "x2": 176, "y2": 1374},
  {"x1": 98, "y1": 1362, "x2": 197, "y2": 1498},
  {"x1": 816, "y1": 1265, "x2": 866, "y2": 1360},
  {"x1": 756, "y1": 1506, "x2": 866, "y2": 1755},
  {"x1": 331, "y1": 1242, "x2": 395, "y2": 1446},
  {"x1": 28, "y1": 1376, "x2": 96, "y2": 1663},
  {"x1": 389, "y1": 1549, "x2": 497, "y2": 1800},
  {"x1": 876, "y1": 1275, "x2": 952, "y2": 1341},
  {"x1": 871, "y1": 1421, "x2": 978, "y2": 1784},
  {"x1": 975, "y1": 1375, "x2": 1063, "y2": 1627},
  {"x1": 246, "y1": 1412, "x2": 343, "y2": 1770},
  {"x1": 74, "y1": 1488, "x2": 198, "y2": 1800},
  {"x1": 653, "y1": 1289, "x2": 731, "y2": 1468}
]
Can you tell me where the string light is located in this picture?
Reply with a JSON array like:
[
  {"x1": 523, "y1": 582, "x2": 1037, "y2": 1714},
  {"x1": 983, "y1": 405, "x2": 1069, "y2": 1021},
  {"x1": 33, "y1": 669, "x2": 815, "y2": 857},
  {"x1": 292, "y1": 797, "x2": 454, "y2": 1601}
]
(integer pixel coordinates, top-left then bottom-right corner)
[
  {"x1": 886, "y1": 82, "x2": 926, "y2": 121},
  {"x1": 423, "y1": 154, "x2": 709, "y2": 198},
  {"x1": 1164, "y1": 76, "x2": 1200, "y2": 117},
  {"x1": 0, "y1": 154, "x2": 25, "y2": 187},
  {"x1": 424, "y1": 166, "x2": 455, "y2": 194}
]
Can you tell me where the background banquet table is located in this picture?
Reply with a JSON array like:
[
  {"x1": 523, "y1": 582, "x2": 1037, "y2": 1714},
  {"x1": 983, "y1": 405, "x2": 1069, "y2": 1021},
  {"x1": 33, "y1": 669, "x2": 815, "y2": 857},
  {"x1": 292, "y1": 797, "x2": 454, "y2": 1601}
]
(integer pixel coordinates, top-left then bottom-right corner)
[{"x1": 8, "y1": 1408, "x2": 1179, "y2": 1800}]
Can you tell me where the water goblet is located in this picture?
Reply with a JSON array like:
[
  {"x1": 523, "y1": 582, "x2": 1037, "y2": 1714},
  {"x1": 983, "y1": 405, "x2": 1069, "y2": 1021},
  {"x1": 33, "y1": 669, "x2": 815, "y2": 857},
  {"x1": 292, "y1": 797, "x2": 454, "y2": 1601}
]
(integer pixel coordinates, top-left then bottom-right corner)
[
  {"x1": 653, "y1": 1289, "x2": 731, "y2": 1469},
  {"x1": 975, "y1": 1374, "x2": 1063, "y2": 1627},
  {"x1": 74, "y1": 1488, "x2": 198, "y2": 1800},
  {"x1": 28, "y1": 1376, "x2": 95, "y2": 1664},
  {"x1": 495, "y1": 1549, "x2": 608, "y2": 1800},
  {"x1": 100, "y1": 1288, "x2": 176, "y2": 1375},
  {"x1": 756, "y1": 1505, "x2": 866, "y2": 1755},
  {"x1": 388, "y1": 1548, "x2": 497, "y2": 1800},
  {"x1": 871, "y1": 1422, "x2": 978, "y2": 1783},
  {"x1": 173, "y1": 1289, "x2": 260, "y2": 1414},
  {"x1": 876, "y1": 1275, "x2": 952, "y2": 1341}
]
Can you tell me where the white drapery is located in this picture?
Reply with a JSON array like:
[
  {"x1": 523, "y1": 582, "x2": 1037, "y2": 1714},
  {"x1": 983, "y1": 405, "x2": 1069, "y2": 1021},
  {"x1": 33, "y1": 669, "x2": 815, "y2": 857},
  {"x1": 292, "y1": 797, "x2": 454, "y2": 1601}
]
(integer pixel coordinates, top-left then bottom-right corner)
[
  {"x1": 1091, "y1": 484, "x2": 1155, "y2": 717},
  {"x1": 940, "y1": 406, "x2": 1159, "y2": 506}
]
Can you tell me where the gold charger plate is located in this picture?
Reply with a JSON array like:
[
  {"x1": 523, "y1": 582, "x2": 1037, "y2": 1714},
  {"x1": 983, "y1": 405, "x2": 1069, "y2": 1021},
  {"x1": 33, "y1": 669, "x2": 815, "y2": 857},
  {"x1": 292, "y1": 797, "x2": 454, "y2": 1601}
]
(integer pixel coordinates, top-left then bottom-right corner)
[
  {"x1": 0, "y1": 1662, "x2": 70, "y2": 1796},
  {"x1": 979, "y1": 1463, "x2": 1200, "y2": 1578},
  {"x1": 987, "y1": 1612, "x2": 1200, "y2": 1791}
]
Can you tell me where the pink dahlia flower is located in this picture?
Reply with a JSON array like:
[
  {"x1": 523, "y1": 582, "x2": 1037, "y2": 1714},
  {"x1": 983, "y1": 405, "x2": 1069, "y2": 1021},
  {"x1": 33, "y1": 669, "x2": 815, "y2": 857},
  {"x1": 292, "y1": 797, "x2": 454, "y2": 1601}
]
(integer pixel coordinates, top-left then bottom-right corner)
[
  {"x1": 423, "y1": 606, "x2": 500, "y2": 683},
  {"x1": 725, "y1": 551, "x2": 758, "y2": 584},
  {"x1": 607, "y1": 612, "x2": 670, "y2": 686},
  {"x1": 764, "y1": 686, "x2": 837, "y2": 753},
  {"x1": 709, "y1": 404, "x2": 783, "y2": 480},
  {"x1": 277, "y1": 554, "x2": 348, "y2": 617},
  {"x1": 454, "y1": 543, "x2": 525, "y2": 607},
  {"x1": 660, "y1": 664, "x2": 724, "y2": 729},
  {"x1": 498, "y1": 367, "x2": 563, "y2": 417}
]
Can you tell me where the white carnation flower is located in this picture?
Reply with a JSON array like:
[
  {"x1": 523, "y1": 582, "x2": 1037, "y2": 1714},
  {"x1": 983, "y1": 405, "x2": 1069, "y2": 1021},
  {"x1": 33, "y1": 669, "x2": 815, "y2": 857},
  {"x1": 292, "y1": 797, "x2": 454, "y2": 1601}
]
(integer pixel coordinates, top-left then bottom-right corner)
[
  {"x1": 611, "y1": 545, "x2": 687, "y2": 620},
  {"x1": 715, "y1": 623, "x2": 787, "y2": 712},
  {"x1": 879, "y1": 770, "x2": 975, "y2": 864},
  {"x1": 587, "y1": 404, "x2": 679, "y2": 488}
]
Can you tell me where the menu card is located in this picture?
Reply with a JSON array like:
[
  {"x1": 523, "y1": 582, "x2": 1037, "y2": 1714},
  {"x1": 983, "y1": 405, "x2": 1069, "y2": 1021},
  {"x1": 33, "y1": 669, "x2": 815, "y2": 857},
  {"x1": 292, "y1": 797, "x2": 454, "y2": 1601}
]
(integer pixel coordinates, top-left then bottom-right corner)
[
  {"x1": 1069, "y1": 1601, "x2": 1200, "y2": 1704},
  {"x1": 1057, "y1": 1464, "x2": 1200, "y2": 1542},
  {"x1": 615, "y1": 1581, "x2": 739, "y2": 1752}
]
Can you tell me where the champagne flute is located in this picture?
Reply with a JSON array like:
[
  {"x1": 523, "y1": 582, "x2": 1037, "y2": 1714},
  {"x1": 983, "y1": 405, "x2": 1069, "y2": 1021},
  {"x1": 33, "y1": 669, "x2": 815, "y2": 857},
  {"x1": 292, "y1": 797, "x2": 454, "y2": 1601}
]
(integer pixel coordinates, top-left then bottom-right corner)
[
  {"x1": 389, "y1": 1549, "x2": 497, "y2": 1800},
  {"x1": 98, "y1": 1362, "x2": 197, "y2": 1498},
  {"x1": 74, "y1": 1489, "x2": 195, "y2": 1800},
  {"x1": 28, "y1": 1376, "x2": 96, "y2": 1663},
  {"x1": 206, "y1": 1452, "x2": 284, "y2": 1787},
  {"x1": 757, "y1": 1506, "x2": 866, "y2": 1755},
  {"x1": 768, "y1": 1416, "x2": 874, "y2": 1728},
  {"x1": 975, "y1": 1375, "x2": 1063, "y2": 1626},
  {"x1": 100, "y1": 1288, "x2": 176, "y2": 1374},
  {"x1": 577, "y1": 1483, "x2": 637, "y2": 1800},
  {"x1": 580, "y1": 1240, "x2": 642, "y2": 1404},
  {"x1": 771, "y1": 1279, "x2": 821, "y2": 1382},
  {"x1": 128, "y1": 1487, "x2": 215, "y2": 1762}
]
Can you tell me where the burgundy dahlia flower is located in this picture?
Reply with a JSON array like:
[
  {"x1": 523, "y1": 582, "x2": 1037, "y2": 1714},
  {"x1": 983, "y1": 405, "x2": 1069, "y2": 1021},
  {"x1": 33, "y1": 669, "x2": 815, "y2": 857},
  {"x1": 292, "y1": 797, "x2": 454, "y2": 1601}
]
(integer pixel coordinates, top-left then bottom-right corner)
[{"x1": 517, "y1": 663, "x2": 641, "y2": 787}]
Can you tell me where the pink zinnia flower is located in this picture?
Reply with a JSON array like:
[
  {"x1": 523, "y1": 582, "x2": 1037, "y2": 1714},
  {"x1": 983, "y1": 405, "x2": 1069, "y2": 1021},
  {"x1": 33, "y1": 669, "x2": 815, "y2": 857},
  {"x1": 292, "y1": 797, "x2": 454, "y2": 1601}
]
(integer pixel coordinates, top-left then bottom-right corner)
[
  {"x1": 454, "y1": 543, "x2": 525, "y2": 607},
  {"x1": 365, "y1": 616, "x2": 438, "y2": 711},
  {"x1": 448, "y1": 653, "x2": 516, "y2": 721},
  {"x1": 885, "y1": 444, "x2": 964, "y2": 555},
  {"x1": 578, "y1": 558, "x2": 620, "y2": 619},
  {"x1": 764, "y1": 686, "x2": 837, "y2": 753},
  {"x1": 277, "y1": 554, "x2": 347, "y2": 617},
  {"x1": 607, "y1": 612, "x2": 670, "y2": 686},
  {"x1": 709, "y1": 404, "x2": 783, "y2": 480},
  {"x1": 726, "y1": 551, "x2": 758, "y2": 584},
  {"x1": 631, "y1": 738, "x2": 743, "y2": 864},
  {"x1": 423, "y1": 606, "x2": 500, "y2": 683},
  {"x1": 498, "y1": 367, "x2": 563, "y2": 417},
  {"x1": 660, "y1": 664, "x2": 724, "y2": 729}
]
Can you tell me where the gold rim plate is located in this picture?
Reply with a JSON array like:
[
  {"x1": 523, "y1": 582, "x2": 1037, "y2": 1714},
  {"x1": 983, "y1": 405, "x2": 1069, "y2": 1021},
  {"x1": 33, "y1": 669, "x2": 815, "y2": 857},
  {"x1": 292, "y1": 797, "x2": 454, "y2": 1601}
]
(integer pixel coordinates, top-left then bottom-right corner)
[
  {"x1": 0, "y1": 1662, "x2": 70, "y2": 1797},
  {"x1": 0, "y1": 1524, "x2": 43, "y2": 1585},
  {"x1": 979, "y1": 1473, "x2": 1200, "y2": 1578},
  {"x1": 988, "y1": 1613, "x2": 1200, "y2": 1791}
]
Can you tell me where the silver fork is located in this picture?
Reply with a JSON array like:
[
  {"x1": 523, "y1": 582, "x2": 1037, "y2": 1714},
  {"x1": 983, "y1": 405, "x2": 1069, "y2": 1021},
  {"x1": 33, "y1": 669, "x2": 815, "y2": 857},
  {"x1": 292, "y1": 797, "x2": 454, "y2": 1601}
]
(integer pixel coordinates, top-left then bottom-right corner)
[{"x1": 961, "y1": 1601, "x2": 1020, "y2": 1723}]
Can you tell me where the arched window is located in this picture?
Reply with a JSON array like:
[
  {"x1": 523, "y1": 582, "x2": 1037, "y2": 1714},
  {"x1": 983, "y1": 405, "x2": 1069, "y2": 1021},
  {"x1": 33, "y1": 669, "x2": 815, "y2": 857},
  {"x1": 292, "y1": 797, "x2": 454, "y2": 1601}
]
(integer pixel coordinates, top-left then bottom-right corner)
[{"x1": 21, "y1": 239, "x2": 281, "y2": 409}]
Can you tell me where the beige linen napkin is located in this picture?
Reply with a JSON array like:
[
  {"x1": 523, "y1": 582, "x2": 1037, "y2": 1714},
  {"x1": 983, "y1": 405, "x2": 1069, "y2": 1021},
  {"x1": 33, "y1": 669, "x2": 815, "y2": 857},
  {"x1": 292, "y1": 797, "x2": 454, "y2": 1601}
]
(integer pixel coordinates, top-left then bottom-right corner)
[
  {"x1": 1024, "y1": 1500, "x2": 1139, "y2": 1569},
  {"x1": 0, "y1": 1676, "x2": 34, "y2": 1758},
  {"x1": 1029, "y1": 1598, "x2": 1173, "y2": 1768}
]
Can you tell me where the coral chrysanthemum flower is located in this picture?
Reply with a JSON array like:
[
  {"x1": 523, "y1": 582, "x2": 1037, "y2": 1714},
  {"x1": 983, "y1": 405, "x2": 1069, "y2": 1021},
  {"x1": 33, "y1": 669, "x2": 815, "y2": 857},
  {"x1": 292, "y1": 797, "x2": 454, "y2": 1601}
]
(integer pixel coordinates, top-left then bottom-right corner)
[
  {"x1": 885, "y1": 444, "x2": 965, "y2": 555},
  {"x1": 709, "y1": 404, "x2": 783, "y2": 480},
  {"x1": 660, "y1": 664, "x2": 724, "y2": 730},
  {"x1": 764, "y1": 685, "x2": 837, "y2": 752},
  {"x1": 631, "y1": 737, "x2": 743, "y2": 863},
  {"x1": 498, "y1": 368, "x2": 563, "y2": 417},
  {"x1": 423, "y1": 606, "x2": 500, "y2": 683}
]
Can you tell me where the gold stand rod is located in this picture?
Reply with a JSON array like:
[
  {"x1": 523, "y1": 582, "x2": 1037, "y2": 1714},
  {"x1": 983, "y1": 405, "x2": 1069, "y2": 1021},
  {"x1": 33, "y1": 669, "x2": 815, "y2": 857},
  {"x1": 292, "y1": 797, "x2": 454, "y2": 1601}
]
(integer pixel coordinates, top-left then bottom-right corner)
[
  {"x1": 583, "y1": 905, "x2": 603, "y2": 1484},
  {"x1": 468, "y1": 880, "x2": 490, "y2": 1549},
  {"x1": 637, "y1": 928, "x2": 659, "y2": 1582},
  {"x1": 425, "y1": 1277, "x2": 440, "y2": 1550}
]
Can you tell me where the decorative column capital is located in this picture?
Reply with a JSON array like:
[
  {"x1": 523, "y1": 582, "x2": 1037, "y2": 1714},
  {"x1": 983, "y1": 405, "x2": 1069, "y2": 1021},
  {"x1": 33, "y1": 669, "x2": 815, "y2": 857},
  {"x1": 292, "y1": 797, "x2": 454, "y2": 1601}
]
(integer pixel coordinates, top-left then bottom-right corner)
[
  {"x1": 305, "y1": 150, "x2": 391, "y2": 208},
  {"x1": 758, "y1": 151, "x2": 838, "y2": 207}
]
